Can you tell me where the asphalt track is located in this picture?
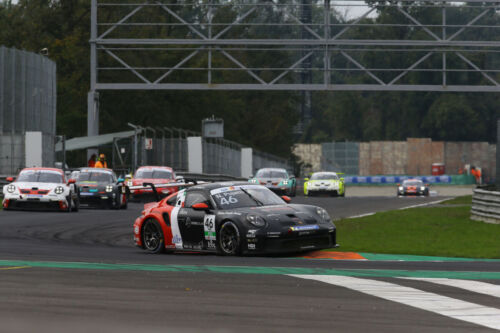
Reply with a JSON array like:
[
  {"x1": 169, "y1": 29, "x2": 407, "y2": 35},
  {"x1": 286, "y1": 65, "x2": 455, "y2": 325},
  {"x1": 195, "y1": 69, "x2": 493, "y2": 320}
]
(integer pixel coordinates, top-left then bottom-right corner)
[{"x1": 1, "y1": 195, "x2": 499, "y2": 332}]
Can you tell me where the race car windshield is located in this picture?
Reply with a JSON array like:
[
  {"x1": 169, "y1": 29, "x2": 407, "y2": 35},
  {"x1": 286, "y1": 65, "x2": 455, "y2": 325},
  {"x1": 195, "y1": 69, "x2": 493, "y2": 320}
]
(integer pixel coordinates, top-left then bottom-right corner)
[
  {"x1": 212, "y1": 187, "x2": 284, "y2": 209},
  {"x1": 255, "y1": 170, "x2": 288, "y2": 179},
  {"x1": 17, "y1": 171, "x2": 63, "y2": 183},
  {"x1": 77, "y1": 172, "x2": 114, "y2": 183},
  {"x1": 135, "y1": 169, "x2": 173, "y2": 179},
  {"x1": 404, "y1": 181, "x2": 423, "y2": 186},
  {"x1": 311, "y1": 173, "x2": 338, "y2": 180}
]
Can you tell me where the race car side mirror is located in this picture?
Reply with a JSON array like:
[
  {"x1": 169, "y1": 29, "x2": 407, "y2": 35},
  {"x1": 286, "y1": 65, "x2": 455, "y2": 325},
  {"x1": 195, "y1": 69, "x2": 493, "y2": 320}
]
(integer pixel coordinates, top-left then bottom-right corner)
[
  {"x1": 304, "y1": 178, "x2": 309, "y2": 181},
  {"x1": 67, "y1": 179, "x2": 76, "y2": 184},
  {"x1": 6, "y1": 177, "x2": 14, "y2": 182},
  {"x1": 175, "y1": 176, "x2": 184, "y2": 183},
  {"x1": 281, "y1": 195, "x2": 291, "y2": 203},
  {"x1": 249, "y1": 175, "x2": 253, "y2": 179},
  {"x1": 192, "y1": 202, "x2": 209, "y2": 211},
  {"x1": 397, "y1": 183, "x2": 401, "y2": 186}
]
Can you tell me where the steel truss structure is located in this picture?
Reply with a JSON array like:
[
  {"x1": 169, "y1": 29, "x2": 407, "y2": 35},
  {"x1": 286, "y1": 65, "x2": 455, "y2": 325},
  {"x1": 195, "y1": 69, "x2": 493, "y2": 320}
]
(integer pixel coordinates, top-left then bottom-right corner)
[
  {"x1": 91, "y1": 0, "x2": 500, "y2": 92},
  {"x1": 88, "y1": 0, "x2": 500, "y2": 140}
]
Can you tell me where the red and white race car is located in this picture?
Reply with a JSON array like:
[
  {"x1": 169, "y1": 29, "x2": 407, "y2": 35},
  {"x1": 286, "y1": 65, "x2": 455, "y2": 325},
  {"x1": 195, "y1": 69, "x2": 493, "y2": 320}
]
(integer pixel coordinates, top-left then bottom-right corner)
[
  {"x1": 128, "y1": 166, "x2": 181, "y2": 201},
  {"x1": 2, "y1": 167, "x2": 79, "y2": 211}
]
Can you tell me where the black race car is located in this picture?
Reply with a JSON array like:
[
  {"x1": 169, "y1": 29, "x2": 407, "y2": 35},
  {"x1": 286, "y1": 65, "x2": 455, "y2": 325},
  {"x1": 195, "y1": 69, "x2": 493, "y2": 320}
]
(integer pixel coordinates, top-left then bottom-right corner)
[
  {"x1": 75, "y1": 168, "x2": 128, "y2": 209},
  {"x1": 133, "y1": 182, "x2": 338, "y2": 255},
  {"x1": 397, "y1": 179, "x2": 430, "y2": 196}
]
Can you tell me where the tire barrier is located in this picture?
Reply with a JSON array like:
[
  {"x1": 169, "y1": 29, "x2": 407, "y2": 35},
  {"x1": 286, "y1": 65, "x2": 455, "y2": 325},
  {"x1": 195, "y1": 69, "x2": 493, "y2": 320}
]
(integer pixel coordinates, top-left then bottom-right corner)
[{"x1": 471, "y1": 189, "x2": 500, "y2": 224}]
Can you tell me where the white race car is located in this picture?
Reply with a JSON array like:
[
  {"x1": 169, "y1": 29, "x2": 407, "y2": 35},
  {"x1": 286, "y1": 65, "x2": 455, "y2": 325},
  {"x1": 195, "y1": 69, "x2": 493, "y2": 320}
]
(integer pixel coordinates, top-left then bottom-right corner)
[{"x1": 2, "y1": 167, "x2": 79, "y2": 212}]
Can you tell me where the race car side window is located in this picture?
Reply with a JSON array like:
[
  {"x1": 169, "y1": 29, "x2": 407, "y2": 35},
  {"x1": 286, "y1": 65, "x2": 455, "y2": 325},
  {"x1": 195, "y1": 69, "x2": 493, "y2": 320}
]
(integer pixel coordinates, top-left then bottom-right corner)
[
  {"x1": 185, "y1": 192, "x2": 210, "y2": 208},
  {"x1": 166, "y1": 195, "x2": 177, "y2": 206}
]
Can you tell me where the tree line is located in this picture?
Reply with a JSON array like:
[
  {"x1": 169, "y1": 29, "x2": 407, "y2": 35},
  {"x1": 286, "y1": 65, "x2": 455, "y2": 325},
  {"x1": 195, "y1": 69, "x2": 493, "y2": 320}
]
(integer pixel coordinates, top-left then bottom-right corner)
[{"x1": 1, "y1": 0, "x2": 498, "y2": 162}]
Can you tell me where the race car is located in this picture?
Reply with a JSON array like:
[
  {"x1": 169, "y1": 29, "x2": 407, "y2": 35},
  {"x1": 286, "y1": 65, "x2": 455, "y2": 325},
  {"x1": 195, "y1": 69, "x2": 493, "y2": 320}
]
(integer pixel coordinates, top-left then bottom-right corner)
[
  {"x1": 304, "y1": 172, "x2": 345, "y2": 197},
  {"x1": 249, "y1": 168, "x2": 296, "y2": 197},
  {"x1": 397, "y1": 179, "x2": 429, "y2": 196},
  {"x1": 133, "y1": 182, "x2": 338, "y2": 255},
  {"x1": 75, "y1": 168, "x2": 128, "y2": 209},
  {"x1": 2, "y1": 167, "x2": 79, "y2": 211},
  {"x1": 128, "y1": 166, "x2": 180, "y2": 202}
]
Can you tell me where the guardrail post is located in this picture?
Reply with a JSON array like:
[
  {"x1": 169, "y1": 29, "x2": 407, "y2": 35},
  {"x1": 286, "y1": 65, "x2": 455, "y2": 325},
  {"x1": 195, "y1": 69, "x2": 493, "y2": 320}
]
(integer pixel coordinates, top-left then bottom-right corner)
[
  {"x1": 187, "y1": 137, "x2": 203, "y2": 173},
  {"x1": 241, "y1": 148, "x2": 253, "y2": 178}
]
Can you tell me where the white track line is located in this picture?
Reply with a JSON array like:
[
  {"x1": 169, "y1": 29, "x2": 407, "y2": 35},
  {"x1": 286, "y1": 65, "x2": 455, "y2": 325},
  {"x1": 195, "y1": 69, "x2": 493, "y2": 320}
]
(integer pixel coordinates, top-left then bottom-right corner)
[
  {"x1": 347, "y1": 212, "x2": 375, "y2": 219},
  {"x1": 290, "y1": 275, "x2": 500, "y2": 330},
  {"x1": 398, "y1": 198, "x2": 449, "y2": 210},
  {"x1": 401, "y1": 278, "x2": 500, "y2": 299}
]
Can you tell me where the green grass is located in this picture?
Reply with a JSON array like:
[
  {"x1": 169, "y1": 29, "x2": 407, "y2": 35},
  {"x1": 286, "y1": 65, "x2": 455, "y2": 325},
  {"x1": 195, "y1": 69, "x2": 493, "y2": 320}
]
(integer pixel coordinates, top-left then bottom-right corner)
[
  {"x1": 335, "y1": 206, "x2": 500, "y2": 259},
  {"x1": 440, "y1": 195, "x2": 472, "y2": 205}
]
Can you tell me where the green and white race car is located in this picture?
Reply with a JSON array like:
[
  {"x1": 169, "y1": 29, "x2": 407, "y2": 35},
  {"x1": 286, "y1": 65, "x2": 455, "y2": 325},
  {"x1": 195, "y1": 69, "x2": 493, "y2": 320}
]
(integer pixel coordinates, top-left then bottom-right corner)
[{"x1": 304, "y1": 172, "x2": 345, "y2": 197}]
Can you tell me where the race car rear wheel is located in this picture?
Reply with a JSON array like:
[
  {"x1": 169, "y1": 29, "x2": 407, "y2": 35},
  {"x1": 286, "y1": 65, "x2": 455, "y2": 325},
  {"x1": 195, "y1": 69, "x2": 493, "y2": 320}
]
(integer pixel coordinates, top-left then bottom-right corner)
[
  {"x1": 72, "y1": 195, "x2": 79, "y2": 212},
  {"x1": 217, "y1": 221, "x2": 241, "y2": 256},
  {"x1": 142, "y1": 219, "x2": 165, "y2": 254},
  {"x1": 65, "y1": 195, "x2": 72, "y2": 212}
]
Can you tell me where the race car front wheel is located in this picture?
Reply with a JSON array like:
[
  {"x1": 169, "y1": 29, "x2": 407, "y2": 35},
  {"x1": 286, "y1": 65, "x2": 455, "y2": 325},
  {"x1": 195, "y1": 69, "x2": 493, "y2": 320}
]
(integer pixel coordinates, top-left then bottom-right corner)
[
  {"x1": 217, "y1": 221, "x2": 241, "y2": 256},
  {"x1": 142, "y1": 219, "x2": 165, "y2": 254}
]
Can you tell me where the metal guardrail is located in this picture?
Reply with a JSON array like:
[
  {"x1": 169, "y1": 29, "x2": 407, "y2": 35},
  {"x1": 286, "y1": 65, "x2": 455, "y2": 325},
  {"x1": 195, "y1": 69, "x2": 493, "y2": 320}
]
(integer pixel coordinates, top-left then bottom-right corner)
[{"x1": 471, "y1": 189, "x2": 500, "y2": 224}]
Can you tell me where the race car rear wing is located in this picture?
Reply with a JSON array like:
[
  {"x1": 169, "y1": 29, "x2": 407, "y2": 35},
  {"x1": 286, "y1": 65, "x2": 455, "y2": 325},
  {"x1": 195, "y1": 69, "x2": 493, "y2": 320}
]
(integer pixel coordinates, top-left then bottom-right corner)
[{"x1": 128, "y1": 181, "x2": 205, "y2": 202}]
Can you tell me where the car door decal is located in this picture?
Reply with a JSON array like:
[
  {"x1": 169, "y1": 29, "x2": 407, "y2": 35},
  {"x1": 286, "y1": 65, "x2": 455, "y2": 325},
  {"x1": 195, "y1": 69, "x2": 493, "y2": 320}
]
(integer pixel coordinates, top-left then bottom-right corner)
[
  {"x1": 203, "y1": 214, "x2": 216, "y2": 241},
  {"x1": 170, "y1": 190, "x2": 186, "y2": 249}
]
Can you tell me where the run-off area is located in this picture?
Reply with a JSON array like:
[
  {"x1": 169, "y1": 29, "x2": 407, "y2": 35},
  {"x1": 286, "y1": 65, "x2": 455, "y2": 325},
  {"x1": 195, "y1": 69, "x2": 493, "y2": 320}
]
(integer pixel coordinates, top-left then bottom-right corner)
[{"x1": 1, "y1": 267, "x2": 499, "y2": 333}]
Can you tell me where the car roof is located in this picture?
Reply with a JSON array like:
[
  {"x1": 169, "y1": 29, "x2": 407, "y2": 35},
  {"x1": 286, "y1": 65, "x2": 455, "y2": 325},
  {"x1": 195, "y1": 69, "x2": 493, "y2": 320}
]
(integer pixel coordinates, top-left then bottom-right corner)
[
  {"x1": 404, "y1": 179, "x2": 422, "y2": 182},
  {"x1": 257, "y1": 168, "x2": 287, "y2": 172},
  {"x1": 137, "y1": 166, "x2": 173, "y2": 171},
  {"x1": 312, "y1": 171, "x2": 337, "y2": 176},
  {"x1": 21, "y1": 167, "x2": 63, "y2": 174},
  {"x1": 187, "y1": 181, "x2": 254, "y2": 192},
  {"x1": 78, "y1": 167, "x2": 114, "y2": 173}
]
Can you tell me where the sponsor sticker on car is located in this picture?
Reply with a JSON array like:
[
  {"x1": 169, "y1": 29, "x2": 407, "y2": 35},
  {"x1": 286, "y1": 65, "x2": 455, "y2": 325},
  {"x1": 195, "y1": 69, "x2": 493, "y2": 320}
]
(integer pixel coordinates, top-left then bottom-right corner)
[{"x1": 290, "y1": 225, "x2": 320, "y2": 231}]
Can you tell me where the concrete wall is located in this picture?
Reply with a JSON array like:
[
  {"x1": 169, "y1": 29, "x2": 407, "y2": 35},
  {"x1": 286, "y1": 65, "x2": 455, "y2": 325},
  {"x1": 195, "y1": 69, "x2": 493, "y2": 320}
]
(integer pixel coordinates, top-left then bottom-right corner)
[
  {"x1": 445, "y1": 142, "x2": 495, "y2": 179},
  {"x1": 292, "y1": 144, "x2": 322, "y2": 175},
  {"x1": 294, "y1": 139, "x2": 495, "y2": 177}
]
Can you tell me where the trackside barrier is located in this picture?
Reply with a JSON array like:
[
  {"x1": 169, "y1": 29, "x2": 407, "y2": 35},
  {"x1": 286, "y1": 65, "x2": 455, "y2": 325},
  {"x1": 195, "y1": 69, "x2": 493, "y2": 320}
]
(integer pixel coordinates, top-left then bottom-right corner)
[
  {"x1": 343, "y1": 174, "x2": 475, "y2": 185},
  {"x1": 471, "y1": 189, "x2": 500, "y2": 224}
]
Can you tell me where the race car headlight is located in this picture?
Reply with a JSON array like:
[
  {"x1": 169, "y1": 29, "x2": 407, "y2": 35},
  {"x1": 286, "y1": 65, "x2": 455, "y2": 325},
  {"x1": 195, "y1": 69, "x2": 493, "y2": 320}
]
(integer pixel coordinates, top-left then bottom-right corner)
[
  {"x1": 106, "y1": 185, "x2": 113, "y2": 192},
  {"x1": 249, "y1": 179, "x2": 257, "y2": 183},
  {"x1": 398, "y1": 186, "x2": 404, "y2": 191},
  {"x1": 127, "y1": 181, "x2": 133, "y2": 187},
  {"x1": 316, "y1": 207, "x2": 331, "y2": 223},
  {"x1": 282, "y1": 180, "x2": 289, "y2": 185},
  {"x1": 54, "y1": 186, "x2": 64, "y2": 194},
  {"x1": 246, "y1": 214, "x2": 266, "y2": 227},
  {"x1": 420, "y1": 186, "x2": 425, "y2": 191},
  {"x1": 6, "y1": 184, "x2": 16, "y2": 193}
]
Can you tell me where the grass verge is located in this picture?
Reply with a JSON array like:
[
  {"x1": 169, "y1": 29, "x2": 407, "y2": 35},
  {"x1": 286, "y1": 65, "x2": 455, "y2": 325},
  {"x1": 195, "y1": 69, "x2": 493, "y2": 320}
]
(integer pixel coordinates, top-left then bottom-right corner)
[
  {"x1": 440, "y1": 195, "x2": 472, "y2": 205},
  {"x1": 334, "y1": 206, "x2": 500, "y2": 259}
]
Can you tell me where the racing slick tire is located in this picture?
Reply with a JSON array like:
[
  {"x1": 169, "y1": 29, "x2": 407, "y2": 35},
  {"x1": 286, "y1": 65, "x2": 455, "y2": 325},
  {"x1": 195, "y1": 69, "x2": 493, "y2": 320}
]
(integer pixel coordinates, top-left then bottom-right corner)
[
  {"x1": 71, "y1": 195, "x2": 79, "y2": 212},
  {"x1": 121, "y1": 194, "x2": 128, "y2": 209},
  {"x1": 65, "y1": 195, "x2": 72, "y2": 212},
  {"x1": 217, "y1": 221, "x2": 242, "y2": 256},
  {"x1": 142, "y1": 219, "x2": 165, "y2": 254},
  {"x1": 340, "y1": 190, "x2": 345, "y2": 197}
]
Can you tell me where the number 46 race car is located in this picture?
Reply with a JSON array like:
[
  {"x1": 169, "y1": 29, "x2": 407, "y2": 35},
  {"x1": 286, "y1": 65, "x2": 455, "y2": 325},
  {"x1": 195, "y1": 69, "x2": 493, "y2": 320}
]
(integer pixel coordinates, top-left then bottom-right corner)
[{"x1": 133, "y1": 182, "x2": 338, "y2": 256}]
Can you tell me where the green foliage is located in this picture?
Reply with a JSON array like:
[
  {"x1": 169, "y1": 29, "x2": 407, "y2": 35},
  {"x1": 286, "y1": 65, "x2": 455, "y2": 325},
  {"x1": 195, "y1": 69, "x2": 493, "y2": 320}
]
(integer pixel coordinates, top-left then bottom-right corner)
[{"x1": 0, "y1": 0, "x2": 499, "y2": 161}]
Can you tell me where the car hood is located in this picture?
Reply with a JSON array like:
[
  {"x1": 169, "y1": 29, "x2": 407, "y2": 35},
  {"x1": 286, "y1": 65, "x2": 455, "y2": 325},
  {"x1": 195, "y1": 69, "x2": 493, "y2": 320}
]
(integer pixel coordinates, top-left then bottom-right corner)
[
  {"x1": 224, "y1": 204, "x2": 321, "y2": 226},
  {"x1": 309, "y1": 179, "x2": 340, "y2": 184},
  {"x1": 11, "y1": 182, "x2": 62, "y2": 190},
  {"x1": 255, "y1": 178, "x2": 286, "y2": 183},
  {"x1": 132, "y1": 178, "x2": 173, "y2": 185}
]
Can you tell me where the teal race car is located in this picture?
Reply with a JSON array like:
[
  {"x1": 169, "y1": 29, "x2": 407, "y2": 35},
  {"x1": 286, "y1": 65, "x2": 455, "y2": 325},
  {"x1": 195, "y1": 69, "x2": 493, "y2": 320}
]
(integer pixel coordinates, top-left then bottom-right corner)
[
  {"x1": 249, "y1": 168, "x2": 297, "y2": 197},
  {"x1": 304, "y1": 172, "x2": 345, "y2": 197}
]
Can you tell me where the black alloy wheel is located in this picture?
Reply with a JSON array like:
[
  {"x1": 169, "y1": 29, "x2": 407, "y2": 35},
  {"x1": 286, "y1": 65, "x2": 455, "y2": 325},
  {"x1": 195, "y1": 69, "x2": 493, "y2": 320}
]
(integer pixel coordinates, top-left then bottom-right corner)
[
  {"x1": 142, "y1": 219, "x2": 165, "y2": 254},
  {"x1": 218, "y1": 221, "x2": 241, "y2": 256}
]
